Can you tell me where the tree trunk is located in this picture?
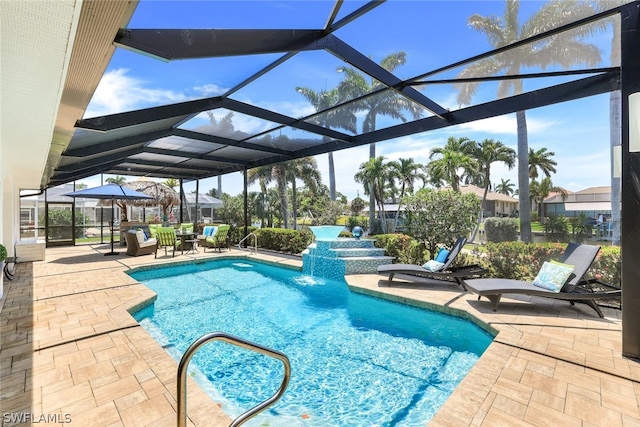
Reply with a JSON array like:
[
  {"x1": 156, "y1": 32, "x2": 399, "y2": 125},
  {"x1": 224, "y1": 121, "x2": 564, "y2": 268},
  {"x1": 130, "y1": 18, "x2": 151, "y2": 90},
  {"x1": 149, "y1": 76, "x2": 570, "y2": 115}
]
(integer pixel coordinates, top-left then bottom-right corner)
[
  {"x1": 368, "y1": 143, "x2": 376, "y2": 232},
  {"x1": 217, "y1": 176, "x2": 222, "y2": 198},
  {"x1": 516, "y1": 109, "x2": 532, "y2": 243},
  {"x1": 291, "y1": 179, "x2": 298, "y2": 230},
  {"x1": 328, "y1": 152, "x2": 336, "y2": 201},
  {"x1": 470, "y1": 177, "x2": 490, "y2": 242}
]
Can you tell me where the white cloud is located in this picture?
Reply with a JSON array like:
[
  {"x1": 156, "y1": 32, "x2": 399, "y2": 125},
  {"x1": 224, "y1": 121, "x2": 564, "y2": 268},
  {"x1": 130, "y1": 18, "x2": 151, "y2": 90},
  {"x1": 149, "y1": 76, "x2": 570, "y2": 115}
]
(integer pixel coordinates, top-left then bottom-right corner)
[
  {"x1": 193, "y1": 83, "x2": 228, "y2": 97},
  {"x1": 84, "y1": 69, "x2": 191, "y2": 118},
  {"x1": 458, "y1": 115, "x2": 549, "y2": 135}
]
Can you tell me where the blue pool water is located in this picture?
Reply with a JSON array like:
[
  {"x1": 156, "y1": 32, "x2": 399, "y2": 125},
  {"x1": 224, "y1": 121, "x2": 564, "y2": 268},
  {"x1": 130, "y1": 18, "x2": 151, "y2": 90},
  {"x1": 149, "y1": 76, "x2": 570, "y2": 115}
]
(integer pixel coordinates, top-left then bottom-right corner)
[{"x1": 130, "y1": 260, "x2": 493, "y2": 426}]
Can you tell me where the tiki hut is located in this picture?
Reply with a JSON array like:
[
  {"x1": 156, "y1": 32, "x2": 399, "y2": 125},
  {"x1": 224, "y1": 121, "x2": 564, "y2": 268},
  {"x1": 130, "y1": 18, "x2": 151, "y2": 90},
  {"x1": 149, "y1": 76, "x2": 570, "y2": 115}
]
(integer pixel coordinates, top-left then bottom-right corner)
[{"x1": 107, "y1": 179, "x2": 180, "y2": 221}]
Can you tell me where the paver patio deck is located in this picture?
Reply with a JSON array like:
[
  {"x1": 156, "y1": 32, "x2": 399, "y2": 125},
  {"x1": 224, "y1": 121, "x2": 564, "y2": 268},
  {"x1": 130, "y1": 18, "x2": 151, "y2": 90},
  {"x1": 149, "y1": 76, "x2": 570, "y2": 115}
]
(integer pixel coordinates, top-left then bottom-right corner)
[{"x1": 0, "y1": 243, "x2": 637, "y2": 426}]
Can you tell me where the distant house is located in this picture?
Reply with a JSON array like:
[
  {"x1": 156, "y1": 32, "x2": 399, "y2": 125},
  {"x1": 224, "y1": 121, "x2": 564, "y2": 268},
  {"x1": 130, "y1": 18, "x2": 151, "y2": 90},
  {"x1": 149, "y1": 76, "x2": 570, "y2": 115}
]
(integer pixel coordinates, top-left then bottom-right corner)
[
  {"x1": 544, "y1": 186, "x2": 612, "y2": 219},
  {"x1": 362, "y1": 184, "x2": 519, "y2": 218},
  {"x1": 457, "y1": 185, "x2": 519, "y2": 217}
]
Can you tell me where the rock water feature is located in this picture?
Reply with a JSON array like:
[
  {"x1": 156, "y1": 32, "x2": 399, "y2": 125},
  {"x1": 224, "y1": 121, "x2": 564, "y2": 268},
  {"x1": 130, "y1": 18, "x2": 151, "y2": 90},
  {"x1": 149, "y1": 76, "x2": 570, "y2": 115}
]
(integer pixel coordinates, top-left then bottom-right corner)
[{"x1": 302, "y1": 226, "x2": 394, "y2": 280}]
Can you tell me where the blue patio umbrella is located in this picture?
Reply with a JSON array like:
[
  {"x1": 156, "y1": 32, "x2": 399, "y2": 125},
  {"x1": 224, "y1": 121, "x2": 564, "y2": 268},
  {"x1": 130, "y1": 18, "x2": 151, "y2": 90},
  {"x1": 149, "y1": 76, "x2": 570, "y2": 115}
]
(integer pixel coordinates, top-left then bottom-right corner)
[{"x1": 64, "y1": 184, "x2": 153, "y2": 256}]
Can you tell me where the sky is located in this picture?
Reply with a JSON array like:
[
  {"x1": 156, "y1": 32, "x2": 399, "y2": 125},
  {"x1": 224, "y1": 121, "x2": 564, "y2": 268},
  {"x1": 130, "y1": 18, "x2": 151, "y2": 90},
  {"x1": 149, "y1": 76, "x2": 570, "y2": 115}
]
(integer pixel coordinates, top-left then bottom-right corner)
[{"x1": 78, "y1": 0, "x2": 618, "y2": 200}]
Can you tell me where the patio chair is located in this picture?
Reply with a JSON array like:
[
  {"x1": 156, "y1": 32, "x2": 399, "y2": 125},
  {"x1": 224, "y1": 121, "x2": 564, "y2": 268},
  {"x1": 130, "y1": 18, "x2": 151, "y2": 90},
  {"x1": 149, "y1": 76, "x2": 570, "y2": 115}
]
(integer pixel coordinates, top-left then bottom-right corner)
[
  {"x1": 204, "y1": 224, "x2": 230, "y2": 252},
  {"x1": 155, "y1": 227, "x2": 182, "y2": 258},
  {"x1": 179, "y1": 223, "x2": 194, "y2": 233},
  {"x1": 148, "y1": 223, "x2": 160, "y2": 239},
  {"x1": 462, "y1": 243, "x2": 621, "y2": 318},
  {"x1": 197, "y1": 225, "x2": 217, "y2": 247},
  {"x1": 124, "y1": 230, "x2": 157, "y2": 257},
  {"x1": 377, "y1": 237, "x2": 487, "y2": 290}
]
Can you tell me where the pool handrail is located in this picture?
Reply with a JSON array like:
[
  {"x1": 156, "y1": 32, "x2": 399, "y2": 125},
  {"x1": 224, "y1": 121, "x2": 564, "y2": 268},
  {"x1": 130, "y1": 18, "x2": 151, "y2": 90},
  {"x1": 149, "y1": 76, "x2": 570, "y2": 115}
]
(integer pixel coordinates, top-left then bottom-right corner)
[
  {"x1": 237, "y1": 232, "x2": 258, "y2": 254},
  {"x1": 177, "y1": 331, "x2": 291, "y2": 427}
]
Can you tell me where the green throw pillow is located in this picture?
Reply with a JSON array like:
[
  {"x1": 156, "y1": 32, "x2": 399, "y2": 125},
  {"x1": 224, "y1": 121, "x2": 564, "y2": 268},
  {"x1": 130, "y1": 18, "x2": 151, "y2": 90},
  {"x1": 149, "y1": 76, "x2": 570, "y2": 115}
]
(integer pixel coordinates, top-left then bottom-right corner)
[{"x1": 532, "y1": 261, "x2": 574, "y2": 293}]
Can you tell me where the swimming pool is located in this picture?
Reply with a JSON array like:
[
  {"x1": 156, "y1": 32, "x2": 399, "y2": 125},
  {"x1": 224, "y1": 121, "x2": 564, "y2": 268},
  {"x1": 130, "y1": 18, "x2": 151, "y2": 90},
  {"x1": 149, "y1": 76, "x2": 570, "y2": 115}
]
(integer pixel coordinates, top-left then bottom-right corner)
[{"x1": 130, "y1": 259, "x2": 493, "y2": 426}]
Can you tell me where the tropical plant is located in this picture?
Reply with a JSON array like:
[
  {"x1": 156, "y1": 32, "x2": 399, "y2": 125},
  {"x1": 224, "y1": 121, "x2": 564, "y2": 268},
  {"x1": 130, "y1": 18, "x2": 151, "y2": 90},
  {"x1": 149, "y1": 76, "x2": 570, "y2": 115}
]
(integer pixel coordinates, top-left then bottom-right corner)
[
  {"x1": 286, "y1": 157, "x2": 322, "y2": 230},
  {"x1": 455, "y1": 0, "x2": 603, "y2": 242},
  {"x1": 528, "y1": 147, "x2": 557, "y2": 180},
  {"x1": 163, "y1": 178, "x2": 179, "y2": 189},
  {"x1": 337, "y1": 51, "x2": 423, "y2": 227},
  {"x1": 354, "y1": 156, "x2": 394, "y2": 233},
  {"x1": 296, "y1": 87, "x2": 356, "y2": 201},
  {"x1": 469, "y1": 139, "x2": 516, "y2": 241},
  {"x1": 428, "y1": 136, "x2": 478, "y2": 191},
  {"x1": 530, "y1": 177, "x2": 567, "y2": 219},
  {"x1": 495, "y1": 178, "x2": 515, "y2": 196},
  {"x1": 543, "y1": 214, "x2": 569, "y2": 242},
  {"x1": 568, "y1": 212, "x2": 593, "y2": 243},
  {"x1": 403, "y1": 188, "x2": 481, "y2": 258},
  {"x1": 349, "y1": 196, "x2": 366, "y2": 216},
  {"x1": 105, "y1": 175, "x2": 126, "y2": 185},
  {"x1": 387, "y1": 157, "x2": 426, "y2": 231}
]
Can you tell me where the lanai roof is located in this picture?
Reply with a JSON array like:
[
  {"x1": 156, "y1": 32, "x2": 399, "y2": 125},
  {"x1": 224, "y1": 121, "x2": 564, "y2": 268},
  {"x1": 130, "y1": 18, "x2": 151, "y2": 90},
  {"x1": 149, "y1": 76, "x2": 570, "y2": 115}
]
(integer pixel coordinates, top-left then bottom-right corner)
[{"x1": 45, "y1": 1, "x2": 624, "y2": 188}]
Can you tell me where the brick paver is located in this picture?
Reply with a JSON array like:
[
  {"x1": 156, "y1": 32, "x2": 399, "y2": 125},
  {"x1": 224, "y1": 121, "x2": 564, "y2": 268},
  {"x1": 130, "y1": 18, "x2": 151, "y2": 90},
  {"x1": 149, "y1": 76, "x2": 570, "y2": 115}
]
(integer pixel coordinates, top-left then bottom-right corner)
[{"x1": 1, "y1": 243, "x2": 637, "y2": 426}]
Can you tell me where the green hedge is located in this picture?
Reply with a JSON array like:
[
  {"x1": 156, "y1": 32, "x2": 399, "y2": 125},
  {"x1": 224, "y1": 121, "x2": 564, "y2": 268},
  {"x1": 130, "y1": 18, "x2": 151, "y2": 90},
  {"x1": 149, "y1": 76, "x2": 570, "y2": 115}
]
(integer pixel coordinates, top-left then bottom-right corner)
[{"x1": 254, "y1": 228, "x2": 313, "y2": 254}]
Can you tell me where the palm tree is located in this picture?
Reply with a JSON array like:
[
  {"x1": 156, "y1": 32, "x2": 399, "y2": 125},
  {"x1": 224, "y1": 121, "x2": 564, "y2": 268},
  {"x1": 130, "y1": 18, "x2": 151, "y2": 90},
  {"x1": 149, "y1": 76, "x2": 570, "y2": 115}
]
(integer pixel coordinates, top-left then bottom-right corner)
[
  {"x1": 456, "y1": 0, "x2": 602, "y2": 242},
  {"x1": 163, "y1": 178, "x2": 179, "y2": 189},
  {"x1": 469, "y1": 139, "x2": 516, "y2": 241},
  {"x1": 495, "y1": 178, "x2": 516, "y2": 196},
  {"x1": 528, "y1": 147, "x2": 557, "y2": 180},
  {"x1": 337, "y1": 51, "x2": 423, "y2": 228},
  {"x1": 530, "y1": 177, "x2": 567, "y2": 219},
  {"x1": 286, "y1": 157, "x2": 322, "y2": 230},
  {"x1": 105, "y1": 175, "x2": 126, "y2": 185},
  {"x1": 387, "y1": 158, "x2": 426, "y2": 231},
  {"x1": 428, "y1": 136, "x2": 478, "y2": 191},
  {"x1": 246, "y1": 166, "x2": 274, "y2": 228},
  {"x1": 295, "y1": 87, "x2": 356, "y2": 201},
  {"x1": 354, "y1": 156, "x2": 393, "y2": 233}
]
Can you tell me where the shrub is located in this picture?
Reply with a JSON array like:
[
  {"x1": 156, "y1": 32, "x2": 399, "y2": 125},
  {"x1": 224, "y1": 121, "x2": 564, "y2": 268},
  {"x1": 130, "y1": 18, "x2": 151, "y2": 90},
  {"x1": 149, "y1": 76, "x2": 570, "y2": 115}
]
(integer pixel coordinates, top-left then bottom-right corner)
[
  {"x1": 373, "y1": 233, "x2": 427, "y2": 265},
  {"x1": 588, "y1": 245, "x2": 621, "y2": 286},
  {"x1": 346, "y1": 216, "x2": 368, "y2": 232},
  {"x1": 0, "y1": 244, "x2": 6, "y2": 262},
  {"x1": 404, "y1": 189, "x2": 480, "y2": 258},
  {"x1": 254, "y1": 228, "x2": 313, "y2": 254},
  {"x1": 483, "y1": 241, "x2": 567, "y2": 280},
  {"x1": 481, "y1": 242, "x2": 622, "y2": 287},
  {"x1": 229, "y1": 225, "x2": 258, "y2": 245},
  {"x1": 484, "y1": 217, "x2": 518, "y2": 242}
]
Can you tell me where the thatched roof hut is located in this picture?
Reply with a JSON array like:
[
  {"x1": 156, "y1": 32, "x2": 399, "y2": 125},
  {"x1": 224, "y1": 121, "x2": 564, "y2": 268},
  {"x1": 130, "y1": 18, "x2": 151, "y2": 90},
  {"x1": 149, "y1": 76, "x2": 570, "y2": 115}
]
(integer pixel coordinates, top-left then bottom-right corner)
[
  {"x1": 122, "y1": 180, "x2": 180, "y2": 214},
  {"x1": 105, "y1": 179, "x2": 180, "y2": 220}
]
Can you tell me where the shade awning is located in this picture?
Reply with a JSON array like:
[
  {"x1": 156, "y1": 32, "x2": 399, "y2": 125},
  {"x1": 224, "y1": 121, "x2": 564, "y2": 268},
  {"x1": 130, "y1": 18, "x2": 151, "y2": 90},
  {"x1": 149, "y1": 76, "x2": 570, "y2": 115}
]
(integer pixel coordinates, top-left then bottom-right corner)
[{"x1": 564, "y1": 202, "x2": 611, "y2": 211}]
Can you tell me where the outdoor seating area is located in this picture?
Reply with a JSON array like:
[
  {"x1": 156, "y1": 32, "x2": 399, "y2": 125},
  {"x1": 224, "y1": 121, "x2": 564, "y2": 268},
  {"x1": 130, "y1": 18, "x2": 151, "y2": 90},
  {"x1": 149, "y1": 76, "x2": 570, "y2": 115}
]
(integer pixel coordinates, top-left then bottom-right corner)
[
  {"x1": 377, "y1": 237, "x2": 488, "y2": 289},
  {"x1": 0, "y1": 244, "x2": 636, "y2": 426}
]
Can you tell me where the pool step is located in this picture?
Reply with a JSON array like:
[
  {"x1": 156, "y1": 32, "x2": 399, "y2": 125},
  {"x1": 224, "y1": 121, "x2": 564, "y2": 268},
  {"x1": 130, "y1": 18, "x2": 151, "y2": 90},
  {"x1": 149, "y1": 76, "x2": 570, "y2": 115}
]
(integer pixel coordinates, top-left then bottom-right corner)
[
  {"x1": 329, "y1": 247, "x2": 386, "y2": 258},
  {"x1": 303, "y1": 238, "x2": 394, "y2": 279}
]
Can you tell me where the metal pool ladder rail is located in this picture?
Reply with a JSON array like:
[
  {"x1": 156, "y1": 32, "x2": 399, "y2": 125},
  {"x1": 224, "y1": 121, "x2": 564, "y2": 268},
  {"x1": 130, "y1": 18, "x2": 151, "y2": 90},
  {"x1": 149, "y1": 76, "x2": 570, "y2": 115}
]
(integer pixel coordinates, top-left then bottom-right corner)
[
  {"x1": 177, "y1": 332, "x2": 291, "y2": 427},
  {"x1": 237, "y1": 232, "x2": 258, "y2": 254}
]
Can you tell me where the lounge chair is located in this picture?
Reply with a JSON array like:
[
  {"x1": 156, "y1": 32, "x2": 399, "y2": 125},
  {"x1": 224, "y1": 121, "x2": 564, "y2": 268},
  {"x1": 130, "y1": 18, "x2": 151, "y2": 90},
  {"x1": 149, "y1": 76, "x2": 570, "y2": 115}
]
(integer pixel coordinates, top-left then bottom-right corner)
[
  {"x1": 124, "y1": 230, "x2": 157, "y2": 257},
  {"x1": 204, "y1": 224, "x2": 230, "y2": 252},
  {"x1": 377, "y1": 237, "x2": 487, "y2": 289},
  {"x1": 462, "y1": 243, "x2": 621, "y2": 318},
  {"x1": 155, "y1": 227, "x2": 182, "y2": 258}
]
